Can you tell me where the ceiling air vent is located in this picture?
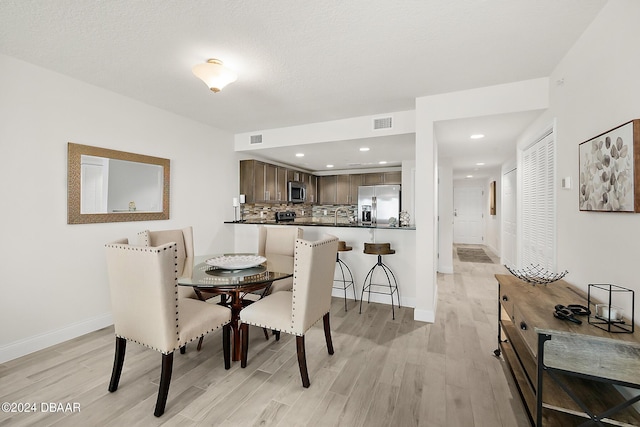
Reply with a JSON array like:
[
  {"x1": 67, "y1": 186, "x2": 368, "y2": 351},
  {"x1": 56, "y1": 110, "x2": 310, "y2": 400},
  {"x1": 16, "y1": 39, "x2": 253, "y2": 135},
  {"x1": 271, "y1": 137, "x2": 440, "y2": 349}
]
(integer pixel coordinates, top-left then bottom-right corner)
[
  {"x1": 250, "y1": 134, "x2": 263, "y2": 144},
  {"x1": 373, "y1": 116, "x2": 393, "y2": 130}
]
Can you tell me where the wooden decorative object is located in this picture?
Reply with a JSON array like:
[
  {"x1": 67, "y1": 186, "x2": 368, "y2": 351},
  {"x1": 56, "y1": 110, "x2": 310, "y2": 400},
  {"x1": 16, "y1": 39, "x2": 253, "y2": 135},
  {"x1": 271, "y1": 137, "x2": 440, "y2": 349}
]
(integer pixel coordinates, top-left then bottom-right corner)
[
  {"x1": 495, "y1": 274, "x2": 640, "y2": 426},
  {"x1": 489, "y1": 180, "x2": 496, "y2": 215},
  {"x1": 363, "y1": 243, "x2": 395, "y2": 255}
]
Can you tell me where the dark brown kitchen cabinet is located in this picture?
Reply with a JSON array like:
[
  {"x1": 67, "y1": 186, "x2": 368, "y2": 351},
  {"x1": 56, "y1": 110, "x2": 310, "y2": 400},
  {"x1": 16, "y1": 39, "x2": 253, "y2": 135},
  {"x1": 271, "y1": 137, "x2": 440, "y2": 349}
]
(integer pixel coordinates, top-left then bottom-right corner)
[
  {"x1": 239, "y1": 160, "x2": 271, "y2": 202},
  {"x1": 239, "y1": 160, "x2": 256, "y2": 203},
  {"x1": 302, "y1": 173, "x2": 317, "y2": 204},
  {"x1": 383, "y1": 171, "x2": 402, "y2": 184},
  {"x1": 318, "y1": 175, "x2": 337, "y2": 204},
  {"x1": 275, "y1": 166, "x2": 288, "y2": 202},
  {"x1": 336, "y1": 175, "x2": 350, "y2": 204},
  {"x1": 362, "y1": 171, "x2": 401, "y2": 186},
  {"x1": 348, "y1": 174, "x2": 362, "y2": 204},
  {"x1": 265, "y1": 163, "x2": 277, "y2": 201},
  {"x1": 319, "y1": 174, "x2": 355, "y2": 204},
  {"x1": 363, "y1": 173, "x2": 384, "y2": 185},
  {"x1": 240, "y1": 159, "x2": 314, "y2": 204},
  {"x1": 240, "y1": 160, "x2": 267, "y2": 203}
]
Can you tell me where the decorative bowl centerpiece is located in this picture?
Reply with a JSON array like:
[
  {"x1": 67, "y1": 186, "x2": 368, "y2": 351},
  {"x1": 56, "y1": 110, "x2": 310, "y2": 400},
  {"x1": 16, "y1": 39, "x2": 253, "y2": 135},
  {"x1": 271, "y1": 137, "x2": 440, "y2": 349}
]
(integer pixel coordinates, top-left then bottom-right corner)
[
  {"x1": 205, "y1": 254, "x2": 266, "y2": 270},
  {"x1": 505, "y1": 264, "x2": 568, "y2": 285}
]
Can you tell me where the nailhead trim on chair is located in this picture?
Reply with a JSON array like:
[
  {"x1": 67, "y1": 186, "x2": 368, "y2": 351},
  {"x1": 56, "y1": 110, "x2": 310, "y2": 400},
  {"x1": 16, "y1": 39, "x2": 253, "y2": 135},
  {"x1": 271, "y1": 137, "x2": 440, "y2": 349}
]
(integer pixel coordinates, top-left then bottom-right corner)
[
  {"x1": 241, "y1": 236, "x2": 337, "y2": 338},
  {"x1": 106, "y1": 242, "x2": 229, "y2": 354},
  {"x1": 137, "y1": 230, "x2": 150, "y2": 246},
  {"x1": 288, "y1": 236, "x2": 337, "y2": 331}
]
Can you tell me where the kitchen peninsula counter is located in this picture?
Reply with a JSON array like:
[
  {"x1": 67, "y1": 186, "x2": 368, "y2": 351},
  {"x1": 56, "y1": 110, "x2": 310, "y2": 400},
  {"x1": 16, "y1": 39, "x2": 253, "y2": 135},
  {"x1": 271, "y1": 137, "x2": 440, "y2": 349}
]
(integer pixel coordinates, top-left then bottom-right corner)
[
  {"x1": 227, "y1": 221, "x2": 416, "y2": 308},
  {"x1": 224, "y1": 220, "x2": 416, "y2": 230}
]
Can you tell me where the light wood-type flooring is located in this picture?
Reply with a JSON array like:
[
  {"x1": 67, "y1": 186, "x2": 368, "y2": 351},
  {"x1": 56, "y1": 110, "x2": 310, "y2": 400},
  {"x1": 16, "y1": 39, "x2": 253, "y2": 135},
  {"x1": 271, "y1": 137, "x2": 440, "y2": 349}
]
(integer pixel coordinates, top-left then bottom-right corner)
[{"x1": 0, "y1": 245, "x2": 529, "y2": 426}]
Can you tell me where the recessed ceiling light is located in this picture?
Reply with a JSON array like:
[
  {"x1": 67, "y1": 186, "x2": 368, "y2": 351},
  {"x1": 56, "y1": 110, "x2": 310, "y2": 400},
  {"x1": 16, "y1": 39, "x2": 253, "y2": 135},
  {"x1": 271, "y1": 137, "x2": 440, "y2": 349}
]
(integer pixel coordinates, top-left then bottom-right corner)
[
  {"x1": 466, "y1": 175, "x2": 473, "y2": 178},
  {"x1": 470, "y1": 134, "x2": 485, "y2": 139},
  {"x1": 476, "y1": 162, "x2": 485, "y2": 166},
  {"x1": 295, "y1": 153, "x2": 304, "y2": 157},
  {"x1": 359, "y1": 147, "x2": 370, "y2": 152},
  {"x1": 379, "y1": 161, "x2": 387, "y2": 165},
  {"x1": 326, "y1": 164, "x2": 334, "y2": 168}
]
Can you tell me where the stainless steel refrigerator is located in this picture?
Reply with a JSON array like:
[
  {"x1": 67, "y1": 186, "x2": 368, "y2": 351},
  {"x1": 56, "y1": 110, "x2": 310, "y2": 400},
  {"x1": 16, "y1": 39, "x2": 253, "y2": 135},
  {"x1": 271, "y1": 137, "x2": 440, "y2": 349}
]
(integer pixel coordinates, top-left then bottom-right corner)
[{"x1": 358, "y1": 184, "x2": 401, "y2": 226}]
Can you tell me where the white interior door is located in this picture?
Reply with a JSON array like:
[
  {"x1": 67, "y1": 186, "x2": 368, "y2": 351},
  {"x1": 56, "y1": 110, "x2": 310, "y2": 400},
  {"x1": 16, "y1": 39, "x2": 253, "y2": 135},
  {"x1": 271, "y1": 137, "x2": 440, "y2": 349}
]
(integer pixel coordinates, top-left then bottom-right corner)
[
  {"x1": 502, "y1": 169, "x2": 517, "y2": 266},
  {"x1": 453, "y1": 187, "x2": 483, "y2": 244}
]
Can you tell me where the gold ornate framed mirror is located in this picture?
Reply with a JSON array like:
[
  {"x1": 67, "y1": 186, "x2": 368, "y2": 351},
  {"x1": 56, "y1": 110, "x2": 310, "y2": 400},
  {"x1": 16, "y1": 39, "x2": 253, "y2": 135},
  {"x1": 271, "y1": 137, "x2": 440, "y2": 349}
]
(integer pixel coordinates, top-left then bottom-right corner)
[{"x1": 67, "y1": 143, "x2": 170, "y2": 224}]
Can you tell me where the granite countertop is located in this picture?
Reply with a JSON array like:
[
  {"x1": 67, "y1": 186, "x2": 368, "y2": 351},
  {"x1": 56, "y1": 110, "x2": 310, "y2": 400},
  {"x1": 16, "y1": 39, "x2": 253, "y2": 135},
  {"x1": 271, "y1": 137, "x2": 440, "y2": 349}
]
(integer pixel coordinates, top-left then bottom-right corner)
[{"x1": 224, "y1": 220, "x2": 416, "y2": 230}]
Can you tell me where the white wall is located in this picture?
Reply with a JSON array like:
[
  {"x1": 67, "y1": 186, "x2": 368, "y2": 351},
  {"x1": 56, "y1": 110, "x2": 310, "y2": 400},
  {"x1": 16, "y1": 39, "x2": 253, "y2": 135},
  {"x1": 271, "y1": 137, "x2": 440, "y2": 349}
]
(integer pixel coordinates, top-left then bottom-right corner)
[
  {"x1": 234, "y1": 110, "x2": 416, "y2": 150},
  {"x1": 485, "y1": 168, "x2": 501, "y2": 255},
  {"x1": 438, "y1": 157, "x2": 454, "y2": 273},
  {"x1": 232, "y1": 224, "x2": 416, "y2": 307},
  {"x1": 0, "y1": 54, "x2": 239, "y2": 362},
  {"x1": 521, "y1": 0, "x2": 640, "y2": 321},
  {"x1": 415, "y1": 78, "x2": 549, "y2": 322}
]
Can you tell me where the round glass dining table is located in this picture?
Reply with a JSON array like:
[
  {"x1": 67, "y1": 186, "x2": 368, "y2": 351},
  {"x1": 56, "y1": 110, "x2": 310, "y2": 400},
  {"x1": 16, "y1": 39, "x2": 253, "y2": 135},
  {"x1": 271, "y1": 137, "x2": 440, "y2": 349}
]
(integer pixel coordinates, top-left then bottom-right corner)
[{"x1": 178, "y1": 254, "x2": 292, "y2": 361}]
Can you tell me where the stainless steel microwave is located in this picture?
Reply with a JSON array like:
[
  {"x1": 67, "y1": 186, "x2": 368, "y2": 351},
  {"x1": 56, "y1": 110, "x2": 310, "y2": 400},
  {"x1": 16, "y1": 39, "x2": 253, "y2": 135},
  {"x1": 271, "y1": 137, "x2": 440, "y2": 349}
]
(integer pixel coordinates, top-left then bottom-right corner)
[{"x1": 287, "y1": 181, "x2": 306, "y2": 203}]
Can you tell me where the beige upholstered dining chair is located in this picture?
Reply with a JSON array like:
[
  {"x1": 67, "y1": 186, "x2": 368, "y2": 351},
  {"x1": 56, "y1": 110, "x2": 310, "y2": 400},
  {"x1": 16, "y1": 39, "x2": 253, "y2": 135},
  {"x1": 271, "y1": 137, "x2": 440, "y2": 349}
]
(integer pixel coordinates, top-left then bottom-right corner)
[
  {"x1": 105, "y1": 239, "x2": 231, "y2": 417},
  {"x1": 257, "y1": 225, "x2": 303, "y2": 294},
  {"x1": 137, "y1": 226, "x2": 196, "y2": 299},
  {"x1": 240, "y1": 235, "x2": 339, "y2": 388}
]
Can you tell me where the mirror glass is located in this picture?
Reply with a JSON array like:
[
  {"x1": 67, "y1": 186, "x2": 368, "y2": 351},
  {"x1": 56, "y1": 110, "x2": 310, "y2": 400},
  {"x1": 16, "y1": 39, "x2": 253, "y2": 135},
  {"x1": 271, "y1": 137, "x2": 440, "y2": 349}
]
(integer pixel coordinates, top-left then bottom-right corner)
[{"x1": 68, "y1": 143, "x2": 170, "y2": 224}]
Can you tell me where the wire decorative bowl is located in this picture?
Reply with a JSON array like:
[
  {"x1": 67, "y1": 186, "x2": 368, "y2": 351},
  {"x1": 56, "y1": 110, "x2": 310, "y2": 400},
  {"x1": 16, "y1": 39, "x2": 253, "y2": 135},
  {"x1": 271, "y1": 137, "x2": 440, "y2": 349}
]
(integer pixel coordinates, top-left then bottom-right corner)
[{"x1": 505, "y1": 264, "x2": 568, "y2": 285}]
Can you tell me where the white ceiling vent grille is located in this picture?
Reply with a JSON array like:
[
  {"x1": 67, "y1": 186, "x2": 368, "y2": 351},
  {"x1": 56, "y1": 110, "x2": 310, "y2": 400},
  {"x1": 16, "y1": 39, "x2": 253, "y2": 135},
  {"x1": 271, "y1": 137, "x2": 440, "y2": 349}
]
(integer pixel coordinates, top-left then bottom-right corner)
[
  {"x1": 250, "y1": 134, "x2": 263, "y2": 144},
  {"x1": 373, "y1": 116, "x2": 393, "y2": 130}
]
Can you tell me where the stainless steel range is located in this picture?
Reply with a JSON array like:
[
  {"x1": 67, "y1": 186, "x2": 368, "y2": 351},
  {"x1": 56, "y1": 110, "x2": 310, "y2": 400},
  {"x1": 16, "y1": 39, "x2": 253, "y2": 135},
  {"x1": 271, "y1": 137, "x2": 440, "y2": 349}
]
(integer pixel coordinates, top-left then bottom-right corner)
[{"x1": 275, "y1": 211, "x2": 296, "y2": 222}]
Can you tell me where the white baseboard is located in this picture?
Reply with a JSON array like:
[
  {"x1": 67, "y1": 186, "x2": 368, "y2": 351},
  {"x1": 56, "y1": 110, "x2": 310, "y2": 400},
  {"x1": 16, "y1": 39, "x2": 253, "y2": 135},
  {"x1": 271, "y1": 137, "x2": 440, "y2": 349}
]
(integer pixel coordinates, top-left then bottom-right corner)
[
  {"x1": 413, "y1": 308, "x2": 435, "y2": 323},
  {"x1": 438, "y1": 264, "x2": 454, "y2": 274},
  {"x1": 413, "y1": 284, "x2": 438, "y2": 323},
  {"x1": 485, "y1": 243, "x2": 499, "y2": 257},
  {"x1": 0, "y1": 313, "x2": 113, "y2": 363}
]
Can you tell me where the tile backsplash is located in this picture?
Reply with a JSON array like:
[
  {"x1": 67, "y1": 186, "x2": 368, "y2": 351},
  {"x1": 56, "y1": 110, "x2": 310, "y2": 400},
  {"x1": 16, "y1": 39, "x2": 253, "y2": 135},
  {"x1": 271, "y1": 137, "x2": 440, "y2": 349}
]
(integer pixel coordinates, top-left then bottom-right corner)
[{"x1": 240, "y1": 203, "x2": 357, "y2": 224}]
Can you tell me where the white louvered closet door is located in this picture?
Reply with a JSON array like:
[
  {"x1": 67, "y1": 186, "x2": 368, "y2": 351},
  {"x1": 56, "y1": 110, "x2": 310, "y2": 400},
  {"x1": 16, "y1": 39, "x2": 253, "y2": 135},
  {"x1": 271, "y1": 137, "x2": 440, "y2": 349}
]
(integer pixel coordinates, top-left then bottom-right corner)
[{"x1": 522, "y1": 131, "x2": 556, "y2": 271}]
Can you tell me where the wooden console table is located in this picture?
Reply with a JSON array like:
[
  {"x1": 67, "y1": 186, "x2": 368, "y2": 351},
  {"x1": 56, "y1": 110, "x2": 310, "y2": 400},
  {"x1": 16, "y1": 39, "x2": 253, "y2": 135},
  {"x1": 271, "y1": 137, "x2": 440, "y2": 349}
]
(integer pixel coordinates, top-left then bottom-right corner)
[{"x1": 495, "y1": 274, "x2": 640, "y2": 426}]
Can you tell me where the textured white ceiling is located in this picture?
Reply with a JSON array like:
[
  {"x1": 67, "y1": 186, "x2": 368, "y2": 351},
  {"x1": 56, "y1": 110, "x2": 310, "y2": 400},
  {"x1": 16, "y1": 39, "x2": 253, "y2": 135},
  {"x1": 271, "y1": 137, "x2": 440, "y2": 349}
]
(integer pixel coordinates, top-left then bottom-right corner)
[{"x1": 0, "y1": 0, "x2": 607, "y2": 175}]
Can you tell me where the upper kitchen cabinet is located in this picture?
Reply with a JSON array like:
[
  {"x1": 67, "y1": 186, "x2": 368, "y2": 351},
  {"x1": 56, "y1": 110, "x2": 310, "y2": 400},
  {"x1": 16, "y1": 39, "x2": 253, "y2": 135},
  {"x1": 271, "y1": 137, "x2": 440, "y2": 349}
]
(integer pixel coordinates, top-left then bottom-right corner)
[
  {"x1": 362, "y1": 172, "x2": 384, "y2": 185},
  {"x1": 302, "y1": 173, "x2": 317, "y2": 204},
  {"x1": 348, "y1": 174, "x2": 362, "y2": 204},
  {"x1": 336, "y1": 175, "x2": 350, "y2": 204},
  {"x1": 240, "y1": 159, "x2": 313, "y2": 204},
  {"x1": 275, "y1": 166, "x2": 288, "y2": 202},
  {"x1": 362, "y1": 171, "x2": 401, "y2": 185},
  {"x1": 318, "y1": 174, "x2": 360, "y2": 204},
  {"x1": 240, "y1": 159, "x2": 264, "y2": 203},
  {"x1": 383, "y1": 171, "x2": 402, "y2": 185},
  {"x1": 318, "y1": 175, "x2": 337, "y2": 204},
  {"x1": 265, "y1": 163, "x2": 277, "y2": 201}
]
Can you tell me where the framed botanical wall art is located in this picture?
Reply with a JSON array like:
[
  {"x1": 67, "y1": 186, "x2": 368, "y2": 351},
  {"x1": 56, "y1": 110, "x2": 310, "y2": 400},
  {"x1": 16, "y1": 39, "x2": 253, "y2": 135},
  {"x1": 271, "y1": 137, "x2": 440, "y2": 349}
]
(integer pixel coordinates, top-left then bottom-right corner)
[{"x1": 579, "y1": 119, "x2": 640, "y2": 212}]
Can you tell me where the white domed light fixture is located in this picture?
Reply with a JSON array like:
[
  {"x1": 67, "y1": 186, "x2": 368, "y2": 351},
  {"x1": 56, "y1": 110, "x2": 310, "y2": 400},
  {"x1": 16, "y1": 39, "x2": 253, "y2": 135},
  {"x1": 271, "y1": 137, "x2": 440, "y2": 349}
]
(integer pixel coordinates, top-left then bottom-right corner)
[{"x1": 192, "y1": 59, "x2": 237, "y2": 92}]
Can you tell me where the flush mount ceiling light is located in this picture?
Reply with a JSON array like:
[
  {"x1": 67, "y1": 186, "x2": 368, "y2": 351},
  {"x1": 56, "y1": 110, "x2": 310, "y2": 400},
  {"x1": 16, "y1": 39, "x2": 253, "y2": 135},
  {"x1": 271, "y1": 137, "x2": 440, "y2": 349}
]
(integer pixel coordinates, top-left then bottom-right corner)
[
  {"x1": 470, "y1": 134, "x2": 485, "y2": 139},
  {"x1": 476, "y1": 162, "x2": 485, "y2": 166},
  {"x1": 359, "y1": 147, "x2": 370, "y2": 152},
  {"x1": 326, "y1": 164, "x2": 334, "y2": 168},
  {"x1": 295, "y1": 153, "x2": 305, "y2": 157},
  {"x1": 379, "y1": 161, "x2": 388, "y2": 165},
  {"x1": 192, "y1": 59, "x2": 237, "y2": 92}
]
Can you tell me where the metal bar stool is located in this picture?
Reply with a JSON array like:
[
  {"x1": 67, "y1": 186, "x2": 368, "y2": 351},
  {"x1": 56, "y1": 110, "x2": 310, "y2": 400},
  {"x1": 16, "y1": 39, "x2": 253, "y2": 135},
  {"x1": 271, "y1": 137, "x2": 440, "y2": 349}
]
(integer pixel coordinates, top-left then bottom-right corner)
[
  {"x1": 359, "y1": 242, "x2": 400, "y2": 319},
  {"x1": 333, "y1": 241, "x2": 357, "y2": 311}
]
